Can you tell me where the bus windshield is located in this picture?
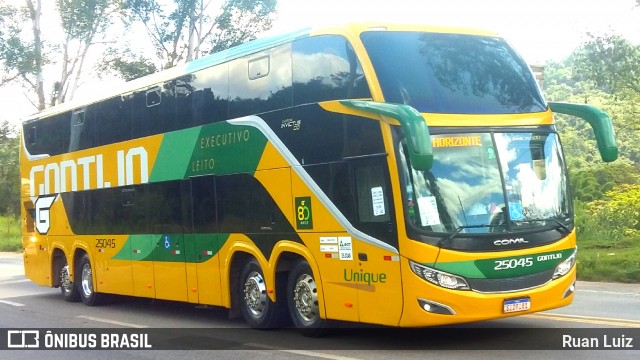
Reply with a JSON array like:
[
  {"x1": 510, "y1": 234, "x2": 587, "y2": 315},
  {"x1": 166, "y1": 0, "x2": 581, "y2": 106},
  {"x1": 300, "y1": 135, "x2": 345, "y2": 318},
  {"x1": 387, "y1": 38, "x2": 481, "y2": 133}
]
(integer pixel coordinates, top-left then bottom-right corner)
[
  {"x1": 399, "y1": 132, "x2": 571, "y2": 235},
  {"x1": 361, "y1": 31, "x2": 546, "y2": 114}
]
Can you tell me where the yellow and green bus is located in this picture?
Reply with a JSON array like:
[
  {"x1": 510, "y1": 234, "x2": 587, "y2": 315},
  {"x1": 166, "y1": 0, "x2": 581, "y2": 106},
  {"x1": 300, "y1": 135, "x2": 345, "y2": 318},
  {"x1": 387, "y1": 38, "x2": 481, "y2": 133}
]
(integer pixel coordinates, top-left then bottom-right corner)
[{"x1": 20, "y1": 23, "x2": 617, "y2": 334}]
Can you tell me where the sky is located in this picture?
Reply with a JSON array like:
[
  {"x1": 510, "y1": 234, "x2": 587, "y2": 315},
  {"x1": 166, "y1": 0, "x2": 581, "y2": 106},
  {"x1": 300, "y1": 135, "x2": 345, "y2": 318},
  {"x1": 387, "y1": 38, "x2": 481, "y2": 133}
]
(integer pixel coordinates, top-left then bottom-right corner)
[{"x1": 2, "y1": 0, "x2": 639, "y2": 126}]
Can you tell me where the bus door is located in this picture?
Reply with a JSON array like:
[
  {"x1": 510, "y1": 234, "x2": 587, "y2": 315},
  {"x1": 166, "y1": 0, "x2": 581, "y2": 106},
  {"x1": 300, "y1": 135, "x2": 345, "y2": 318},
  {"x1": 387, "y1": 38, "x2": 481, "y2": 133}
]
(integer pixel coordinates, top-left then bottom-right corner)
[
  {"x1": 350, "y1": 157, "x2": 404, "y2": 326},
  {"x1": 188, "y1": 176, "x2": 223, "y2": 306},
  {"x1": 148, "y1": 181, "x2": 188, "y2": 302}
]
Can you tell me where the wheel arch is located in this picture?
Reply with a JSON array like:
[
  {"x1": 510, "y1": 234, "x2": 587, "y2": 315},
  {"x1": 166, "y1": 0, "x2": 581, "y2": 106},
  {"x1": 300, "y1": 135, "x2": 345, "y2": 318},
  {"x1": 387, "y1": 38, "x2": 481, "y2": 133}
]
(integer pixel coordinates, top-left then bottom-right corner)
[{"x1": 50, "y1": 247, "x2": 66, "y2": 288}]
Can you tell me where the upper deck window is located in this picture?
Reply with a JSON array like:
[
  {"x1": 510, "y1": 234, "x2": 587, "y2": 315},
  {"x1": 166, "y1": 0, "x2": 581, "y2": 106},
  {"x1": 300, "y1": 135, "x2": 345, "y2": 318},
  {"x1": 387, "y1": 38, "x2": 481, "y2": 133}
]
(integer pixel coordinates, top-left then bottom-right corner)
[{"x1": 360, "y1": 31, "x2": 546, "y2": 114}]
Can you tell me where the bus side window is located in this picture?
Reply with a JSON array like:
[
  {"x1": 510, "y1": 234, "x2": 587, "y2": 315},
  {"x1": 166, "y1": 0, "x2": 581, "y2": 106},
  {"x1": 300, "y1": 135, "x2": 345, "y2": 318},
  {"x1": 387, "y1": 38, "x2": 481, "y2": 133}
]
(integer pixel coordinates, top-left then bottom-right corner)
[
  {"x1": 229, "y1": 44, "x2": 292, "y2": 118},
  {"x1": 292, "y1": 35, "x2": 371, "y2": 106},
  {"x1": 355, "y1": 164, "x2": 391, "y2": 223},
  {"x1": 248, "y1": 56, "x2": 269, "y2": 80},
  {"x1": 187, "y1": 64, "x2": 229, "y2": 126},
  {"x1": 27, "y1": 125, "x2": 36, "y2": 146},
  {"x1": 133, "y1": 81, "x2": 177, "y2": 138},
  {"x1": 69, "y1": 109, "x2": 86, "y2": 152},
  {"x1": 95, "y1": 95, "x2": 132, "y2": 147}
]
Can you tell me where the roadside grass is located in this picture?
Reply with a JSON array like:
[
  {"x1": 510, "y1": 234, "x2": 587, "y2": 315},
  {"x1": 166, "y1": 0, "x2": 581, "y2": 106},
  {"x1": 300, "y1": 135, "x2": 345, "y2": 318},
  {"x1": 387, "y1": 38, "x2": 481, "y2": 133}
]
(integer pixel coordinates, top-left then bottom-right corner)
[
  {"x1": 0, "y1": 216, "x2": 21, "y2": 252},
  {"x1": 576, "y1": 236, "x2": 640, "y2": 283}
]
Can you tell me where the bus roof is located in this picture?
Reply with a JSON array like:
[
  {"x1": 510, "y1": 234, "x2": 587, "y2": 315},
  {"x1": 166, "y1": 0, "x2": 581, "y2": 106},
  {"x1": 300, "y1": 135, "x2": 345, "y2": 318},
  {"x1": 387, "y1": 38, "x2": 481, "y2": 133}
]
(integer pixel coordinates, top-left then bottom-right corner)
[{"x1": 24, "y1": 23, "x2": 498, "y2": 123}]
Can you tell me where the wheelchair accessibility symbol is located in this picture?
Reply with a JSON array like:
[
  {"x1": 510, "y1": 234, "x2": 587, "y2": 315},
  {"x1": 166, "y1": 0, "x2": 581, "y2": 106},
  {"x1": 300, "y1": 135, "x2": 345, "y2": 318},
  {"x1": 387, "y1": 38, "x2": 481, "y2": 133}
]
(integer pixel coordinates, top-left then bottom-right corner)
[{"x1": 509, "y1": 202, "x2": 524, "y2": 221}]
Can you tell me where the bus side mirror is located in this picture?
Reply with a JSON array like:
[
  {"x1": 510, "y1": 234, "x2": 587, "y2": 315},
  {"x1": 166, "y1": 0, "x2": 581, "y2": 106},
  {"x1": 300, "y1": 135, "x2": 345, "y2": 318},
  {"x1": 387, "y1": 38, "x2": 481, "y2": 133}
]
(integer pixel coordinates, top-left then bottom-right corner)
[
  {"x1": 548, "y1": 102, "x2": 618, "y2": 162},
  {"x1": 340, "y1": 100, "x2": 433, "y2": 170}
]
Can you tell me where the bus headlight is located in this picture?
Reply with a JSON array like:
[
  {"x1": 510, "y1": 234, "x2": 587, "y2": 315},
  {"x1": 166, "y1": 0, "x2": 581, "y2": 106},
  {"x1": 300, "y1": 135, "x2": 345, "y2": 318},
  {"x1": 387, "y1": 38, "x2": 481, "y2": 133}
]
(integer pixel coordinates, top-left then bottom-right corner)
[
  {"x1": 553, "y1": 250, "x2": 576, "y2": 279},
  {"x1": 409, "y1": 261, "x2": 470, "y2": 290}
]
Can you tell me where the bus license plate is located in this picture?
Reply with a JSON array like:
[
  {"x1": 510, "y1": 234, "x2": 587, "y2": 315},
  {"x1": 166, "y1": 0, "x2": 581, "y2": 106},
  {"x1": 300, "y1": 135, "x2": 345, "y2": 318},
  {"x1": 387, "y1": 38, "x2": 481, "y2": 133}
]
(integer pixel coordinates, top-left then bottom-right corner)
[{"x1": 503, "y1": 298, "x2": 530, "y2": 313}]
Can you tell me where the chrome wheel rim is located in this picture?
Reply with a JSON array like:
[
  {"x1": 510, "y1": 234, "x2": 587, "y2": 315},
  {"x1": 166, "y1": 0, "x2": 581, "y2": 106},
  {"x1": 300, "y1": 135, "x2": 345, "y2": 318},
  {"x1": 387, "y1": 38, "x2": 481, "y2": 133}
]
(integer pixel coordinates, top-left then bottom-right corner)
[
  {"x1": 61, "y1": 265, "x2": 72, "y2": 294},
  {"x1": 293, "y1": 274, "x2": 318, "y2": 323},
  {"x1": 243, "y1": 271, "x2": 267, "y2": 318},
  {"x1": 81, "y1": 263, "x2": 93, "y2": 298}
]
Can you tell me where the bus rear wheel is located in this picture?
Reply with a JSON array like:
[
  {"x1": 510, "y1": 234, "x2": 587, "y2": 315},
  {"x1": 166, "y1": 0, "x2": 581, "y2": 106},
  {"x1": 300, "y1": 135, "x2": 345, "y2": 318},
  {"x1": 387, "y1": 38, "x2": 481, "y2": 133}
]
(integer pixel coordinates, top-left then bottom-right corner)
[
  {"x1": 76, "y1": 253, "x2": 102, "y2": 306},
  {"x1": 287, "y1": 261, "x2": 327, "y2": 337},
  {"x1": 60, "y1": 261, "x2": 79, "y2": 302},
  {"x1": 239, "y1": 259, "x2": 284, "y2": 328}
]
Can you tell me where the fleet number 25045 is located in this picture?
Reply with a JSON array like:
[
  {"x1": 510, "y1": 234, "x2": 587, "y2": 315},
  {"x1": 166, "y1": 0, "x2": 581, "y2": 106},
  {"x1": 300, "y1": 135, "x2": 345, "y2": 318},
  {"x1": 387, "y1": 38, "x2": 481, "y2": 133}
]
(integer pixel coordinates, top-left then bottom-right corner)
[{"x1": 494, "y1": 257, "x2": 533, "y2": 270}]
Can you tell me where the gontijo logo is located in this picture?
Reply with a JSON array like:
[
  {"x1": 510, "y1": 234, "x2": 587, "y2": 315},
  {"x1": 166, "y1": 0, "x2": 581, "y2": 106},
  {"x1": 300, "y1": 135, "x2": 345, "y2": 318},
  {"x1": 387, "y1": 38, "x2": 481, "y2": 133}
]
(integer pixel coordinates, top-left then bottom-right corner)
[{"x1": 29, "y1": 146, "x2": 149, "y2": 196}]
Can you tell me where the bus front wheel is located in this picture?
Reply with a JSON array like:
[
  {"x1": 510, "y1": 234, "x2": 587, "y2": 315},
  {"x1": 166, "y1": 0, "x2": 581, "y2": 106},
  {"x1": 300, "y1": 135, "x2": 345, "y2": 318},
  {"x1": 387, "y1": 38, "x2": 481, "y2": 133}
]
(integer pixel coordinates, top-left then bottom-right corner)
[
  {"x1": 76, "y1": 253, "x2": 102, "y2": 306},
  {"x1": 287, "y1": 261, "x2": 327, "y2": 336}
]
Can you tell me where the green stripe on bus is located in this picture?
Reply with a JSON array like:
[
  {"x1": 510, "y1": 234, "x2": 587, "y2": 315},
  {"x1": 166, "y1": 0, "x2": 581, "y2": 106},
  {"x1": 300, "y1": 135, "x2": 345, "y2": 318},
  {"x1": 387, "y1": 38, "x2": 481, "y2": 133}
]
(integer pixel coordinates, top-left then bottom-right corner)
[
  {"x1": 112, "y1": 233, "x2": 229, "y2": 263},
  {"x1": 432, "y1": 248, "x2": 575, "y2": 279},
  {"x1": 150, "y1": 121, "x2": 268, "y2": 181},
  {"x1": 150, "y1": 126, "x2": 202, "y2": 182},
  {"x1": 185, "y1": 121, "x2": 268, "y2": 177}
]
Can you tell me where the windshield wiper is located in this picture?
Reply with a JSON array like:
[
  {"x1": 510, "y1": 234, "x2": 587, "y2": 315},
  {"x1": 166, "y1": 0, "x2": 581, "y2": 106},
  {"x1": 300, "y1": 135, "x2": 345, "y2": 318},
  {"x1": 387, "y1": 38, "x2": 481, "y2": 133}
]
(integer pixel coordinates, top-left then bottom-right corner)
[
  {"x1": 438, "y1": 224, "x2": 504, "y2": 247},
  {"x1": 517, "y1": 218, "x2": 572, "y2": 235}
]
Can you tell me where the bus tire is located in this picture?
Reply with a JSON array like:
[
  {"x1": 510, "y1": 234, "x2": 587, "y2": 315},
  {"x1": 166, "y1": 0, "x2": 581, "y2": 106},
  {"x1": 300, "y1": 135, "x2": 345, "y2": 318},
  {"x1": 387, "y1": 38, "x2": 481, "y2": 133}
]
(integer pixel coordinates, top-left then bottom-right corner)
[
  {"x1": 60, "y1": 260, "x2": 79, "y2": 302},
  {"x1": 239, "y1": 258, "x2": 284, "y2": 328},
  {"x1": 76, "y1": 253, "x2": 102, "y2": 306},
  {"x1": 287, "y1": 260, "x2": 327, "y2": 337}
]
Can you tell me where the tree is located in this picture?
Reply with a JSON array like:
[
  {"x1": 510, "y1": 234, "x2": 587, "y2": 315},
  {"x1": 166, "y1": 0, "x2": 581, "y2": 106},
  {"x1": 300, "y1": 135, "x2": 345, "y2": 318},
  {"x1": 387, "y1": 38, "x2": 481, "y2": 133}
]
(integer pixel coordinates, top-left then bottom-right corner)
[
  {"x1": 0, "y1": 0, "x2": 121, "y2": 110},
  {"x1": 0, "y1": 121, "x2": 19, "y2": 216},
  {"x1": 52, "y1": 0, "x2": 121, "y2": 105},
  {"x1": 571, "y1": 34, "x2": 640, "y2": 95},
  {"x1": 0, "y1": 0, "x2": 45, "y2": 110},
  {"x1": 115, "y1": 0, "x2": 277, "y2": 71}
]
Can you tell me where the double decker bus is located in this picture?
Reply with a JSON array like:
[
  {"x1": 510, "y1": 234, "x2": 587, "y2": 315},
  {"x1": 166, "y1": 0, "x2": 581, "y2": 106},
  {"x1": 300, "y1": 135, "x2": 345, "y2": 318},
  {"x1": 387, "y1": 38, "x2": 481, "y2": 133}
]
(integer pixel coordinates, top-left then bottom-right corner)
[{"x1": 20, "y1": 23, "x2": 617, "y2": 334}]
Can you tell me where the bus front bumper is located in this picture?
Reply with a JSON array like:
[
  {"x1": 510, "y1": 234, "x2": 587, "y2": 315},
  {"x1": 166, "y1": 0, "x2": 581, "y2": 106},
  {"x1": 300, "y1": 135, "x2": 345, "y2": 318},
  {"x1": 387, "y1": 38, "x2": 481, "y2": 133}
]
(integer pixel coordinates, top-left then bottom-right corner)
[{"x1": 398, "y1": 260, "x2": 576, "y2": 327}]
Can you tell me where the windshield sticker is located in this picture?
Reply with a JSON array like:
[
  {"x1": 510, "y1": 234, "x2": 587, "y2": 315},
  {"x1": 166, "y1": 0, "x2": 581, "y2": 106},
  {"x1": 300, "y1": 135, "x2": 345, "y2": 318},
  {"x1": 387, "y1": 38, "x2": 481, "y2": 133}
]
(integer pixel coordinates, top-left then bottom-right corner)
[
  {"x1": 432, "y1": 135, "x2": 482, "y2": 148},
  {"x1": 509, "y1": 202, "x2": 524, "y2": 221},
  {"x1": 417, "y1": 196, "x2": 441, "y2": 226},
  {"x1": 371, "y1": 186, "x2": 386, "y2": 216},
  {"x1": 339, "y1": 237, "x2": 353, "y2": 261}
]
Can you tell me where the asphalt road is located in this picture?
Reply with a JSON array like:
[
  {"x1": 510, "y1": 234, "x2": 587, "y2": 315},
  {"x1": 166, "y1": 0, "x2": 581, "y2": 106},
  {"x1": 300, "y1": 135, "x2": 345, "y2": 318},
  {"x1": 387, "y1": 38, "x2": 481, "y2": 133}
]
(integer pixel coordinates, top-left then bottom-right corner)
[{"x1": 0, "y1": 252, "x2": 639, "y2": 359}]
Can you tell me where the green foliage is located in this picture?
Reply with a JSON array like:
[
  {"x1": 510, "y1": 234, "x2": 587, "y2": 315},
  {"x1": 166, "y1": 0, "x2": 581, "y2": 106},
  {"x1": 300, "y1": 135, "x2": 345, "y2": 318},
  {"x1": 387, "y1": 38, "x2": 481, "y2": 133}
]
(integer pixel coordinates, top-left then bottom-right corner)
[
  {"x1": 0, "y1": 121, "x2": 19, "y2": 217},
  {"x1": 97, "y1": 48, "x2": 157, "y2": 81},
  {"x1": 0, "y1": 3, "x2": 36, "y2": 84},
  {"x1": 57, "y1": 0, "x2": 114, "y2": 39},
  {"x1": 571, "y1": 163, "x2": 639, "y2": 201},
  {"x1": 571, "y1": 34, "x2": 640, "y2": 94},
  {"x1": 211, "y1": 0, "x2": 277, "y2": 53},
  {"x1": 545, "y1": 31, "x2": 640, "y2": 283},
  {"x1": 120, "y1": 0, "x2": 278, "y2": 71},
  {"x1": 585, "y1": 185, "x2": 640, "y2": 240},
  {"x1": 0, "y1": 216, "x2": 21, "y2": 252}
]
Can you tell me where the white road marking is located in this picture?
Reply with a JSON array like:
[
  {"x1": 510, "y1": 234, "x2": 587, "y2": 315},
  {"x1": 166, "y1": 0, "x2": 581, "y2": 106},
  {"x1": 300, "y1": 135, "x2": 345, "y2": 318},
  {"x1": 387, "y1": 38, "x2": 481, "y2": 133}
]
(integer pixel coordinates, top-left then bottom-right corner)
[
  {"x1": 76, "y1": 315, "x2": 148, "y2": 328},
  {"x1": 578, "y1": 289, "x2": 640, "y2": 296},
  {"x1": 246, "y1": 343, "x2": 363, "y2": 360},
  {"x1": 0, "y1": 299, "x2": 26, "y2": 307},
  {"x1": 0, "y1": 279, "x2": 30, "y2": 285}
]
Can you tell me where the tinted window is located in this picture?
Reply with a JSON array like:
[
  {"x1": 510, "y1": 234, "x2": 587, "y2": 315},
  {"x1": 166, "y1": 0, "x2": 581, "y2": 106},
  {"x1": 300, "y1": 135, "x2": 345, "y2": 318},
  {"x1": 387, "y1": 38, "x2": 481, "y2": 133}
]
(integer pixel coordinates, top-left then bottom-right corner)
[
  {"x1": 69, "y1": 109, "x2": 91, "y2": 152},
  {"x1": 265, "y1": 105, "x2": 385, "y2": 166},
  {"x1": 292, "y1": 35, "x2": 370, "y2": 105},
  {"x1": 94, "y1": 95, "x2": 132, "y2": 146},
  {"x1": 180, "y1": 65, "x2": 229, "y2": 126},
  {"x1": 133, "y1": 82, "x2": 177, "y2": 138},
  {"x1": 216, "y1": 174, "x2": 290, "y2": 234},
  {"x1": 191, "y1": 176, "x2": 217, "y2": 233},
  {"x1": 24, "y1": 113, "x2": 71, "y2": 156},
  {"x1": 305, "y1": 157, "x2": 397, "y2": 247},
  {"x1": 361, "y1": 31, "x2": 546, "y2": 114},
  {"x1": 229, "y1": 44, "x2": 292, "y2": 118},
  {"x1": 147, "y1": 181, "x2": 185, "y2": 234},
  {"x1": 78, "y1": 185, "x2": 147, "y2": 235}
]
